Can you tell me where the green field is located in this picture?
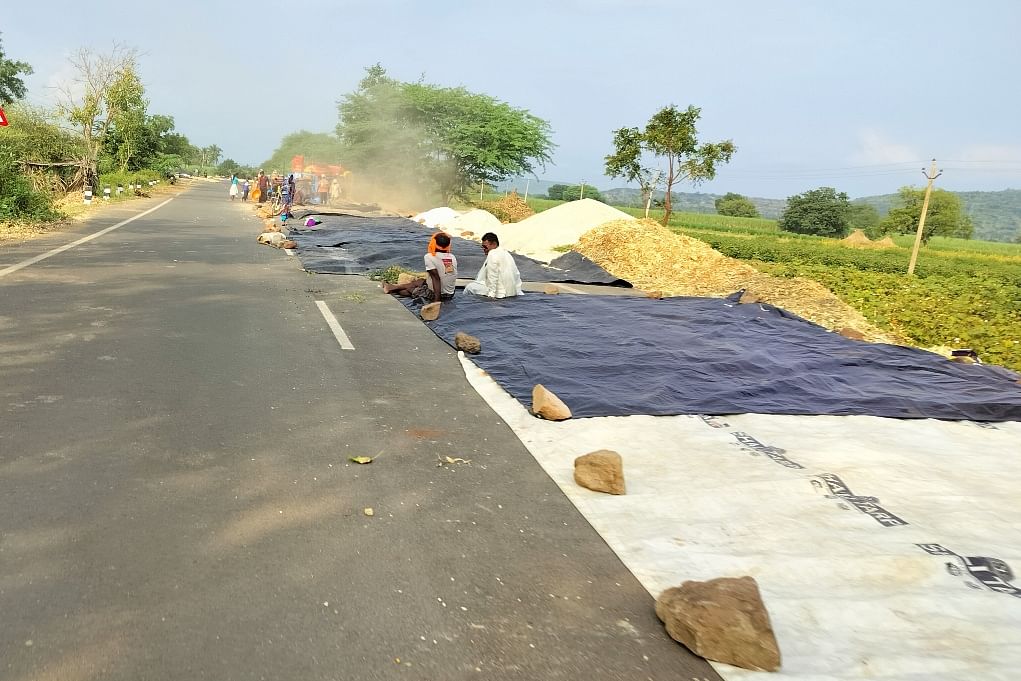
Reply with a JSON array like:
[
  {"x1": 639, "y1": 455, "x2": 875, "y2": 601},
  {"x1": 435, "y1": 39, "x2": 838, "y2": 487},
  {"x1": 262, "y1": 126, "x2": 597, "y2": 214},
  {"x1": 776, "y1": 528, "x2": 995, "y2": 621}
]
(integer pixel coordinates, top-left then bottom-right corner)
[{"x1": 512, "y1": 195, "x2": 1021, "y2": 372}]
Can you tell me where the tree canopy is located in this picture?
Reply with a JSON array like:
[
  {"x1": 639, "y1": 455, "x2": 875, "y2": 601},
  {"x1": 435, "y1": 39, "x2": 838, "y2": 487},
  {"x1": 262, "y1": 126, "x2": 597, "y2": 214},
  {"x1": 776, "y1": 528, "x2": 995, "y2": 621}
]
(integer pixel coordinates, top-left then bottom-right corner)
[
  {"x1": 605, "y1": 105, "x2": 735, "y2": 224},
  {"x1": 879, "y1": 186, "x2": 974, "y2": 243},
  {"x1": 262, "y1": 130, "x2": 345, "y2": 174},
  {"x1": 778, "y1": 187, "x2": 851, "y2": 237},
  {"x1": 336, "y1": 65, "x2": 554, "y2": 200},
  {"x1": 0, "y1": 34, "x2": 33, "y2": 105},
  {"x1": 714, "y1": 192, "x2": 759, "y2": 217}
]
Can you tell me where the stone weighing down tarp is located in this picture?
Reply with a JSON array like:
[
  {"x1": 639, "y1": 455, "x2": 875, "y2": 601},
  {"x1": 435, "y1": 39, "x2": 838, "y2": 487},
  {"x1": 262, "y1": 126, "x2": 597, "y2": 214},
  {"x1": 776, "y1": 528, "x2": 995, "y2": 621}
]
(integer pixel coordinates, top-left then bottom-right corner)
[
  {"x1": 287, "y1": 214, "x2": 628, "y2": 286},
  {"x1": 407, "y1": 293, "x2": 1021, "y2": 421}
]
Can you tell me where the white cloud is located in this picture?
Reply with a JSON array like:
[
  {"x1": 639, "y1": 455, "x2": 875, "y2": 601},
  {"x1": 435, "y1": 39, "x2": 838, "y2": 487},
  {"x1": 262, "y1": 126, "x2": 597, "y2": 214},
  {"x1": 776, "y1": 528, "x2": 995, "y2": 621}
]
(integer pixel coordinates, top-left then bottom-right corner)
[{"x1": 850, "y1": 128, "x2": 920, "y2": 165}]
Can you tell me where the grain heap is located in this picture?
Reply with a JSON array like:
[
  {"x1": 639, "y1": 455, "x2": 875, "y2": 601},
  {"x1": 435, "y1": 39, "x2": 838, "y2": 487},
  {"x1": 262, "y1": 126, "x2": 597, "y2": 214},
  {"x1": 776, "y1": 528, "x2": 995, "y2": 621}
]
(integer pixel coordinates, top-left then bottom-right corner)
[
  {"x1": 438, "y1": 209, "x2": 501, "y2": 239},
  {"x1": 576, "y1": 218, "x2": 897, "y2": 342},
  {"x1": 498, "y1": 199, "x2": 634, "y2": 262},
  {"x1": 840, "y1": 229, "x2": 897, "y2": 249},
  {"x1": 482, "y1": 191, "x2": 535, "y2": 223},
  {"x1": 412, "y1": 206, "x2": 462, "y2": 228}
]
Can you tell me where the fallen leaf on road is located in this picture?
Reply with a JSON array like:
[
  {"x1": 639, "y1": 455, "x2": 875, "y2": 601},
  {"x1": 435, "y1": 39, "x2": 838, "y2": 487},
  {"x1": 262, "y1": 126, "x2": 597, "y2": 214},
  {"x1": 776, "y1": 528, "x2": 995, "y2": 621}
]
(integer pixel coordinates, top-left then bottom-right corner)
[
  {"x1": 350, "y1": 456, "x2": 374, "y2": 464},
  {"x1": 364, "y1": 507, "x2": 374, "y2": 516}
]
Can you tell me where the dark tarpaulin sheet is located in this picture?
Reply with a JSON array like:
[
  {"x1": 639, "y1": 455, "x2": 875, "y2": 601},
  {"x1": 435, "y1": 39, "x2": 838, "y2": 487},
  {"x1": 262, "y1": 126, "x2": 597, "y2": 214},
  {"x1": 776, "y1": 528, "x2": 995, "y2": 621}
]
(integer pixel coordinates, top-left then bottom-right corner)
[
  {"x1": 288, "y1": 214, "x2": 629, "y2": 286},
  {"x1": 401, "y1": 293, "x2": 1021, "y2": 421}
]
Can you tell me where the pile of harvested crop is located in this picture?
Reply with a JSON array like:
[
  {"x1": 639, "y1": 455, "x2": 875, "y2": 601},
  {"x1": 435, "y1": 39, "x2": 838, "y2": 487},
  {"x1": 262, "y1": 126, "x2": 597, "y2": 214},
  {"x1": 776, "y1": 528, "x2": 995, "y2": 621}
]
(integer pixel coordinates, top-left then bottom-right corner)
[
  {"x1": 499, "y1": 199, "x2": 634, "y2": 262},
  {"x1": 482, "y1": 191, "x2": 534, "y2": 223},
  {"x1": 840, "y1": 229, "x2": 898, "y2": 249},
  {"x1": 577, "y1": 218, "x2": 896, "y2": 342}
]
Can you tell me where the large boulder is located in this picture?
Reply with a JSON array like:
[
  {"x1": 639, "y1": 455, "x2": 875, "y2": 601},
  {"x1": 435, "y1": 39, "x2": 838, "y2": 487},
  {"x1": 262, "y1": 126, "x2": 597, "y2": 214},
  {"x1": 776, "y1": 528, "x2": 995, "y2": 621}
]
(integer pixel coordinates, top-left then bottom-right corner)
[
  {"x1": 454, "y1": 332, "x2": 481, "y2": 354},
  {"x1": 530, "y1": 384, "x2": 572, "y2": 421},
  {"x1": 655, "y1": 576, "x2": 781, "y2": 672},
  {"x1": 574, "y1": 450, "x2": 625, "y2": 495}
]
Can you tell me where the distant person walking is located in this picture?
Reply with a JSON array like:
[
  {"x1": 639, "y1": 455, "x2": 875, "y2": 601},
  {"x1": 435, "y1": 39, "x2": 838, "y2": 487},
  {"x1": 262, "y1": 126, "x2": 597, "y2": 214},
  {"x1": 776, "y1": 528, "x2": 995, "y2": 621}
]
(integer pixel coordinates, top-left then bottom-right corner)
[
  {"x1": 229, "y1": 174, "x2": 239, "y2": 201},
  {"x1": 256, "y1": 170, "x2": 269, "y2": 203},
  {"x1": 318, "y1": 175, "x2": 330, "y2": 205},
  {"x1": 241, "y1": 178, "x2": 250, "y2": 202}
]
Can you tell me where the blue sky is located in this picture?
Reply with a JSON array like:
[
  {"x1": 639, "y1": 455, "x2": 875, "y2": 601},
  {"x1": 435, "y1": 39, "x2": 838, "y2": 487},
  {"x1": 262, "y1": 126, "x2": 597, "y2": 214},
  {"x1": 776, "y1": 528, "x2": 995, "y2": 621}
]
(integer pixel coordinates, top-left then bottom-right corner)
[{"x1": 4, "y1": 0, "x2": 1020, "y2": 198}]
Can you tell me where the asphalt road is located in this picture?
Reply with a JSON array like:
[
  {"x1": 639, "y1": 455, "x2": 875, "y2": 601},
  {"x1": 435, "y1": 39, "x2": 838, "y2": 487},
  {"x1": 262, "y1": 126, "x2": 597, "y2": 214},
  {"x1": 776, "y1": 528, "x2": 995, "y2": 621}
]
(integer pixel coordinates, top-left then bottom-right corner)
[{"x1": 0, "y1": 182, "x2": 721, "y2": 681}]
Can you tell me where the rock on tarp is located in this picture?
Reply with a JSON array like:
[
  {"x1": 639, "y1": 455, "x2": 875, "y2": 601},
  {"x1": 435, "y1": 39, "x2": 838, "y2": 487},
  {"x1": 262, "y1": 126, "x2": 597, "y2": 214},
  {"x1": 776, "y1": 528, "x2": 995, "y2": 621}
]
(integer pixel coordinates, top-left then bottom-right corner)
[
  {"x1": 287, "y1": 214, "x2": 628, "y2": 286},
  {"x1": 405, "y1": 293, "x2": 1021, "y2": 421}
]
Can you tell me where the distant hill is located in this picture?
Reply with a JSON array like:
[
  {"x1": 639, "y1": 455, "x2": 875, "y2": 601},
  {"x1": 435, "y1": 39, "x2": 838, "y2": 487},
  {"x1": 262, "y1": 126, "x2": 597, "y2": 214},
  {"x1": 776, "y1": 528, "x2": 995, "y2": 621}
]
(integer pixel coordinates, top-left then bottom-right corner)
[
  {"x1": 854, "y1": 189, "x2": 1021, "y2": 243},
  {"x1": 600, "y1": 188, "x2": 787, "y2": 219},
  {"x1": 497, "y1": 177, "x2": 1021, "y2": 242}
]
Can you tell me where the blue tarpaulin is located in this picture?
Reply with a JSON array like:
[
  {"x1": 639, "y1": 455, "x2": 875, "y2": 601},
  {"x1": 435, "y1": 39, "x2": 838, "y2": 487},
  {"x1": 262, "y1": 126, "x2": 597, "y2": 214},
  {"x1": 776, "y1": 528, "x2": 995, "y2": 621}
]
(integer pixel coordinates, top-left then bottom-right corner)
[{"x1": 404, "y1": 293, "x2": 1021, "y2": 421}]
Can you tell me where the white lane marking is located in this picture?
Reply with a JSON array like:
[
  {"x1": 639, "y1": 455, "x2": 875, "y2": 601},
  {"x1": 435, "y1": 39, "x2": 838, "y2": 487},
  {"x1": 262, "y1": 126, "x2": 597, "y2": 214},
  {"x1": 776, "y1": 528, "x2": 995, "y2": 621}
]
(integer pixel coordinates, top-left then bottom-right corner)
[
  {"x1": 315, "y1": 300, "x2": 355, "y2": 350},
  {"x1": 0, "y1": 198, "x2": 175, "y2": 279},
  {"x1": 557, "y1": 283, "x2": 586, "y2": 294}
]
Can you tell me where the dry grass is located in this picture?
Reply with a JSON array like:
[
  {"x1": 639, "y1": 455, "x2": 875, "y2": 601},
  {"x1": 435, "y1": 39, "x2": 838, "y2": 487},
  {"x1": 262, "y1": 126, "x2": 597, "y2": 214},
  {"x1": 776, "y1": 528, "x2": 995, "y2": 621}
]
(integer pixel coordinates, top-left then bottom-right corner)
[{"x1": 576, "y1": 218, "x2": 899, "y2": 342}]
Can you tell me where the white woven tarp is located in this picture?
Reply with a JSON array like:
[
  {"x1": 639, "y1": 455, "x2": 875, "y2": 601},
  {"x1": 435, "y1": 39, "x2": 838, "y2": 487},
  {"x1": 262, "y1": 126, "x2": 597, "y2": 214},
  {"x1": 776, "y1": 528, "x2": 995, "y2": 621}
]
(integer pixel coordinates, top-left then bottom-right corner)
[{"x1": 458, "y1": 354, "x2": 1021, "y2": 680}]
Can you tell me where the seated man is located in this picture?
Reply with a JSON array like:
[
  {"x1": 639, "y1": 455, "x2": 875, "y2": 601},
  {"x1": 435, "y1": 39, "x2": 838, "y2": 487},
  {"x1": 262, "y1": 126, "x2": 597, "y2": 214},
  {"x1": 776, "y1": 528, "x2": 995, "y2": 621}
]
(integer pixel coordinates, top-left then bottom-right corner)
[
  {"x1": 463, "y1": 232, "x2": 523, "y2": 298},
  {"x1": 383, "y1": 232, "x2": 458, "y2": 303}
]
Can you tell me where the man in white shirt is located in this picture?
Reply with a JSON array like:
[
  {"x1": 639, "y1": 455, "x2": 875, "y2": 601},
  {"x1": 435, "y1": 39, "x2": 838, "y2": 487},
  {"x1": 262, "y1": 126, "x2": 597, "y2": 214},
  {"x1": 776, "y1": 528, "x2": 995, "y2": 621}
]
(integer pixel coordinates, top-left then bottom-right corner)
[
  {"x1": 463, "y1": 232, "x2": 523, "y2": 298},
  {"x1": 383, "y1": 233, "x2": 458, "y2": 302}
]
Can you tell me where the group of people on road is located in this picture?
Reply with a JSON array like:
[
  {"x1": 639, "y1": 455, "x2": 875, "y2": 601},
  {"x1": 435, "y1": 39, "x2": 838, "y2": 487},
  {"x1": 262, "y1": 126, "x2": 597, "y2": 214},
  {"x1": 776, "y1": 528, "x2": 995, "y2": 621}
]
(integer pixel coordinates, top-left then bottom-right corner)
[
  {"x1": 383, "y1": 231, "x2": 523, "y2": 304},
  {"x1": 233, "y1": 171, "x2": 343, "y2": 211}
]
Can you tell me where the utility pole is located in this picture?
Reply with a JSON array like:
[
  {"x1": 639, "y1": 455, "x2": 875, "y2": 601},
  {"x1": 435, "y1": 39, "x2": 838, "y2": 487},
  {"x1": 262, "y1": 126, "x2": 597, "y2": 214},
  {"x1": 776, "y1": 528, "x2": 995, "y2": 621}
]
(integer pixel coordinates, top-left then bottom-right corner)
[
  {"x1": 580, "y1": 181, "x2": 585, "y2": 200},
  {"x1": 907, "y1": 158, "x2": 943, "y2": 275},
  {"x1": 524, "y1": 178, "x2": 530, "y2": 202}
]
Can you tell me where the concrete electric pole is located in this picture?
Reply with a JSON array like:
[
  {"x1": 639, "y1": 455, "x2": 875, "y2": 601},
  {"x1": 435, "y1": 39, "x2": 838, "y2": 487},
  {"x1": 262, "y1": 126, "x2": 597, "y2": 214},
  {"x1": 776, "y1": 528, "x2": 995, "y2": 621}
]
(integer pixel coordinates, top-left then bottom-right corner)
[{"x1": 907, "y1": 158, "x2": 943, "y2": 275}]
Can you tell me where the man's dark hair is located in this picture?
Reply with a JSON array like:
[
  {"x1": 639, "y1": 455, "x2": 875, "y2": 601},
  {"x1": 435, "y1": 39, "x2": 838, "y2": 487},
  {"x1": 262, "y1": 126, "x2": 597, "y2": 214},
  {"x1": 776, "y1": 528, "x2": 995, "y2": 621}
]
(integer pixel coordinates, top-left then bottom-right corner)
[
  {"x1": 481, "y1": 232, "x2": 499, "y2": 246},
  {"x1": 435, "y1": 233, "x2": 451, "y2": 248}
]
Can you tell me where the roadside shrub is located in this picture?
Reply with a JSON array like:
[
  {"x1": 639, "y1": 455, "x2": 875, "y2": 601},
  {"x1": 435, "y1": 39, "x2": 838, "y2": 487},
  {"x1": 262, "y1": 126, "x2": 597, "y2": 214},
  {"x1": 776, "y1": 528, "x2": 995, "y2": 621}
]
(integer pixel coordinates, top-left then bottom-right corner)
[{"x1": 0, "y1": 151, "x2": 62, "y2": 222}]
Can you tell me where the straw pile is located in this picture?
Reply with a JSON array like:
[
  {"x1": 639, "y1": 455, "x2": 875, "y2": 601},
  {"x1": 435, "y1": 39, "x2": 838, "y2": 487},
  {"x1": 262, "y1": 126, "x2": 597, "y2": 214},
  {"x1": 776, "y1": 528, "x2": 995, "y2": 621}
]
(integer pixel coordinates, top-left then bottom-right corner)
[
  {"x1": 483, "y1": 191, "x2": 535, "y2": 223},
  {"x1": 840, "y1": 229, "x2": 898, "y2": 249},
  {"x1": 576, "y1": 218, "x2": 896, "y2": 342}
]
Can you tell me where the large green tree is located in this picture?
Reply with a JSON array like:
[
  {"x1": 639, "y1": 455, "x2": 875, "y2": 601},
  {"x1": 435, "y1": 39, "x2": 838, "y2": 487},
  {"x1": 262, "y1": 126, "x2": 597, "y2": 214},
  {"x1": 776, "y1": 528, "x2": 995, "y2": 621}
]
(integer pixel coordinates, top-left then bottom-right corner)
[
  {"x1": 714, "y1": 192, "x2": 759, "y2": 217},
  {"x1": 262, "y1": 130, "x2": 346, "y2": 173},
  {"x1": 778, "y1": 187, "x2": 851, "y2": 237},
  {"x1": 336, "y1": 65, "x2": 554, "y2": 200},
  {"x1": 847, "y1": 202, "x2": 882, "y2": 238},
  {"x1": 0, "y1": 34, "x2": 33, "y2": 105},
  {"x1": 560, "y1": 184, "x2": 603, "y2": 202},
  {"x1": 879, "y1": 186, "x2": 974, "y2": 243},
  {"x1": 605, "y1": 105, "x2": 735, "y2": 224}
]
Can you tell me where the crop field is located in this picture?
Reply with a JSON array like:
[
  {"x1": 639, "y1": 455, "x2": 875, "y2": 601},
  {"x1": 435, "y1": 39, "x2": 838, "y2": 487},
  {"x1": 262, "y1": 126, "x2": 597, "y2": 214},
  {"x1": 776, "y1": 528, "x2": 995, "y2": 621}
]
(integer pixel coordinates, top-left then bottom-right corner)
[{"x1": 518, "y1": 196, "x2": 1021, "y2": 372}]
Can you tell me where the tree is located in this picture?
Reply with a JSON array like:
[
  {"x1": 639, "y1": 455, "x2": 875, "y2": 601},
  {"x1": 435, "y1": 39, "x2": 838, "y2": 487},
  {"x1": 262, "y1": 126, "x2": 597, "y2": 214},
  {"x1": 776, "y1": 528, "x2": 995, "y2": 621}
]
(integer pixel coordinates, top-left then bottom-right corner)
[
  {"x1": 606, "y1": 105, "x2": 735, "y2": 225},
  {"x1": 262, "y1": 130, "x2": 345, "y2": 172},
  {"x1": 0, "y1": 33, "x2": 33, "y2": 105},
  {"x1": 604, "y1": 126, "x2": 662, "y2": 217},
  {"x1": 217, "y1": 158, "x2": 240, "y2": 176},
  {"x1": 879, "y1": 186, "x2": 973, "y2": 243},
  {"x1": 546, "y1": 184, "x2": 569, "y2": 200},
  {"x1": 778, "y1": 187, "x2": 851, "y2": 237},
  {"x1": 847, "y1": 202, "x2": 881, "y2": 238},
  {"x1": 561, "y1": 184, "x2": 603, "y2": 202},
  {"x1": 714, "y1": 192, "x2": 759, "y2": 217},
  {"x1": 200, "y1": 144, "x2": 223, "y2": 169},
  {"x1": 336, "y1": 65, "x2": 554, "y2": 201},
  {"x1": 56, "y1": 45, "x2": 143, "y2": 190}
]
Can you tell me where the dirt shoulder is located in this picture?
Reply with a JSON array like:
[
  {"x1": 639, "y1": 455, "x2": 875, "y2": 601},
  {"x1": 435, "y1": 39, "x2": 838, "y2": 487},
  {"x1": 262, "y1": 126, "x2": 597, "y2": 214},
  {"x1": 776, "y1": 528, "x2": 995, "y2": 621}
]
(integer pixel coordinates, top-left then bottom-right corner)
[{"x1": 0, "y1": 178, "x2": 203, "y2": 246}]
